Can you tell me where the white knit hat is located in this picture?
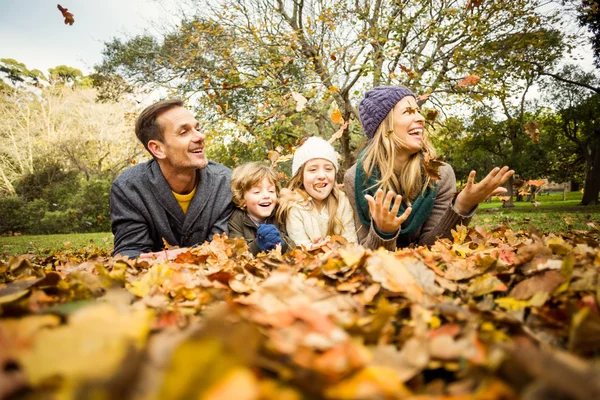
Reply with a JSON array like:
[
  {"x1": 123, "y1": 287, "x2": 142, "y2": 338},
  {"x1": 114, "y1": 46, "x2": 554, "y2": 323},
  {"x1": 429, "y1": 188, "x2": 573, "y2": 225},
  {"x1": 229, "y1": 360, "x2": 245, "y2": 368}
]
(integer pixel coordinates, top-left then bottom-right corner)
[{"x1": 291, "y1": 136, "x2": 339, "y2": 177}]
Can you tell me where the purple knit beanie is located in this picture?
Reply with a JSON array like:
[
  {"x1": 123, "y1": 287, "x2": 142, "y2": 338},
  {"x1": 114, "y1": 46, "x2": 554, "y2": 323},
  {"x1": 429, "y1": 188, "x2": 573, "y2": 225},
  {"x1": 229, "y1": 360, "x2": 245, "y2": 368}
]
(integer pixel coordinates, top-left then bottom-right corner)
[{"x1": 358, "y1": 86, "x2": 416, "y2": 139}]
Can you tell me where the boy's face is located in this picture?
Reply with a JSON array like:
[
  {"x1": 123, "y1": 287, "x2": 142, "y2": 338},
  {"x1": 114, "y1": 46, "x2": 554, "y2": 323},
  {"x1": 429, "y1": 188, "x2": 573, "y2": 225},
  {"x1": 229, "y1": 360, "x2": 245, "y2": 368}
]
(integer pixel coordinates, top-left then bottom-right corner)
[{"x1": 243, "y1": 177, "x2": 277, "y2": 223}]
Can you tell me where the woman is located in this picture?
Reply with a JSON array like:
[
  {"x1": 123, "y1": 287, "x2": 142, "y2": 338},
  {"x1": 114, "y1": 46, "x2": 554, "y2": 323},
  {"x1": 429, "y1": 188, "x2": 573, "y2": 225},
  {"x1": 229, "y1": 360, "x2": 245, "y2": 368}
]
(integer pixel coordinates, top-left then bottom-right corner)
[{"x1": 344, "y1": 86, "x2": 513, "y2": 250}]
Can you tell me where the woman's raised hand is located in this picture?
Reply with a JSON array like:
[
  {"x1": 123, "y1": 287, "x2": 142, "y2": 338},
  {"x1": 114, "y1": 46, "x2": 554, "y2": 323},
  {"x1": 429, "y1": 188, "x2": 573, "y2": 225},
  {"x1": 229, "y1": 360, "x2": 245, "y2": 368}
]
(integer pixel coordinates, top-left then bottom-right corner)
[
  {"x1": 454, "y1": 166, "x2": 515, "y2": 215},
  {"x1": 365, "y1": 189, "x2": 412, "y2": 235}
]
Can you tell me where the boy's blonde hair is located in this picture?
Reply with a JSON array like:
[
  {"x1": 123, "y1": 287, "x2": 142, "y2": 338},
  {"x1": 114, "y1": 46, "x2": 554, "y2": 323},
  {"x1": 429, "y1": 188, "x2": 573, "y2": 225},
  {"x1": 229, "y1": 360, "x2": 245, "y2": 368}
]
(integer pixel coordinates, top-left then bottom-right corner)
[
  {"x1": 230, "y1": 162, "x2": 280, "y2": 208},
  {"x1": 277, "y1": 162, "x2": 343, "y2": 236},
  {"x1": 361, "y1": 108, "x2": 437, "y2": 204}
]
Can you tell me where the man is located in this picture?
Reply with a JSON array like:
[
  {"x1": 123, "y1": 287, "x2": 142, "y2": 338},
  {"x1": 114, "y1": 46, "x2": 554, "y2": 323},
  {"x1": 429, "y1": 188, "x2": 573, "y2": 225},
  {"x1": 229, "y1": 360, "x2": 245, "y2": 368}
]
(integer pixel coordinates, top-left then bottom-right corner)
[{"x1": 110, "y1": 99, "x2": 233, "y2": 258}]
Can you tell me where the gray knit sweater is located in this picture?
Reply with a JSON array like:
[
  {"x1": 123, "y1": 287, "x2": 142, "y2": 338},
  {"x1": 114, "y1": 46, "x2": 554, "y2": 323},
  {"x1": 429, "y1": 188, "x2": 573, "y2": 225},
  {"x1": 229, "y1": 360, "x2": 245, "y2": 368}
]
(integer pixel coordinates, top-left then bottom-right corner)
[
  {"x1": 110, "y1": 159, "x2": 233, "y2": 257},
  {"x1": 343, "y1": 162, "x2": 474, "y2": 251}
]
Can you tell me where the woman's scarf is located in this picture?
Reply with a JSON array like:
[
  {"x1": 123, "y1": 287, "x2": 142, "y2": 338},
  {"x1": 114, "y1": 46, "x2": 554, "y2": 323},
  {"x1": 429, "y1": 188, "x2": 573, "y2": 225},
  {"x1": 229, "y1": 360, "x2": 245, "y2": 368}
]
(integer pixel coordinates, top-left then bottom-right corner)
[{"x1": 355, "y1": 151, "x2": 438, "y2": 243}]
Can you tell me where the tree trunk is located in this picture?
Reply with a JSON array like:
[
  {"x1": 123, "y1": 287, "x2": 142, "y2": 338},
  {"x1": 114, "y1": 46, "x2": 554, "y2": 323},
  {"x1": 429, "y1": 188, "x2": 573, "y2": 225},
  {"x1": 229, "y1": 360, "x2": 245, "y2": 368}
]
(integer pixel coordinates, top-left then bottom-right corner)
[
  {"x1": 502, "y1": 175, "x2": 515, "y2": 208},
  {"x1": 581, "y1": 130, "x2": 600, "y2": 205}
]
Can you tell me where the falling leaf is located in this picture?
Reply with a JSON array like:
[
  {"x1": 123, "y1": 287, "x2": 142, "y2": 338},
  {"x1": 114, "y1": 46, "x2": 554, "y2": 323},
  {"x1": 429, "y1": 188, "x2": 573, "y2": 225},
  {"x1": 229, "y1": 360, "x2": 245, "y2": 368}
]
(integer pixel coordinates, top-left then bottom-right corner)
[
  {"x1": 57, "y1": 4, "x2": 75, "y2": 26},
  {"x1": 328, "y1": 121, "x2": 349, "y2": 144},
  {"x1": 267, "y1": 150, "x2": 280, "y2": 164},
  {"x1": 465, "y1": 0, "x2": 484, "y2": 9},
  {"x1": 399, "y1": 64, "x2": 418, "y2": 79},
  {"x1": 524, "y1": 121, "x2": 541, "y2": 143},
  {"x1": 425, "y1": 109, "x2": 439, "y2": 121},
  {"x1": 457, "y1": 74, "x2": 481, "y2": 87},
  {"x1": 417, "y1": 93, "x2": 431, "y2": 101},
  {"x1": 291, "y1": 92, "x2": 308, "y2": 112},
  {"x1": 331, "y1": 109, "x2": 343, "y2": 124},
  {"x1": 422, "y1": 157, "x2": 444, "y2": 180}
]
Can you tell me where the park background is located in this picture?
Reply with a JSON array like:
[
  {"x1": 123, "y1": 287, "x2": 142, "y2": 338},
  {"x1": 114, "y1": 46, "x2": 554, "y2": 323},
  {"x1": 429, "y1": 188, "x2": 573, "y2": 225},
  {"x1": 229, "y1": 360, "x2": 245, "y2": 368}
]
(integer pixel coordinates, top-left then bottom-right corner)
[
  {"x1": 0, "y1": 0, "x2": 599, "y2": 251},
  {"x1": 2, "y1": 1, "x2": 600, "y2": 399}
]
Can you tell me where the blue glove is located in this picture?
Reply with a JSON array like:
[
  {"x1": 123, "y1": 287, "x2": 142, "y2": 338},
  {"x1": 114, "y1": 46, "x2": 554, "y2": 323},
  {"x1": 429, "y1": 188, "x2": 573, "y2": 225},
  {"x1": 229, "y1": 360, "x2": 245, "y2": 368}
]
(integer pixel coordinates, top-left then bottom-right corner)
[{"x1": 256, "y1": 224, "x2": 283, "y2": 251}]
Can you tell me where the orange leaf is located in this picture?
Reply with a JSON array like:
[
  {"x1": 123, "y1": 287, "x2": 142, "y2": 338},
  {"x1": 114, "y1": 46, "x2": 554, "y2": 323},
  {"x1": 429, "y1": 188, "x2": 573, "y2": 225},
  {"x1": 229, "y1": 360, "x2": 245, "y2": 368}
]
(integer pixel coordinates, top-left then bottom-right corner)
[
  {"x1": 417, "y1": 93, "x2": 430, "y2": 101},
  {"x1": 399, "y1": 64, "x2": 418, "y2": 79},
  {"x1": 267, "y1": 150, "x2": 280, "y2": 164},
  {"x1": 331, "y1": 109, "x2": 343, "y2": 124},
  {"x1": 457, "y1": 74, "x2": 481, "y2": 87},
  {"x1": 57, "y1": 4, "x2": 75, "y2": 26},
  {"x1": 328, "y1": 121, "x2": 349, "y2": 144},
  {"x1": 329, "y1": 86, "x2": 339, "y2": 93}
]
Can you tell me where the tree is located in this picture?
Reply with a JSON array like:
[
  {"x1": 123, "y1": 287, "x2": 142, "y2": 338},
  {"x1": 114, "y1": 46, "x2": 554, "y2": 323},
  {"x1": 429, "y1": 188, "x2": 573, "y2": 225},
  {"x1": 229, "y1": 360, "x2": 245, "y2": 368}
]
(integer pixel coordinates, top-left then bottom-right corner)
[
  {"x1": 96, "y1": 0, "x2": 569, "y2": 169},
  {"x1": 540, "y1": 65, "x2": 600, "y2": 204},
  {"x1": 578, "y1": 0, "x2": 600, "y2": 68},
  {"x1": 0, "y1": 61, "x2": 145, "y2": 196}
]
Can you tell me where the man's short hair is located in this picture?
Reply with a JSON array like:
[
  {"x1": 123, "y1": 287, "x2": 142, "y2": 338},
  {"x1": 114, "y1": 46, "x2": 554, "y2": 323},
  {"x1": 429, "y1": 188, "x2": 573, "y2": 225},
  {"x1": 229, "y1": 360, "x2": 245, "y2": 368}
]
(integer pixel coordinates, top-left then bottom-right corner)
[
  {"x1": 135, "y1": 99, "x2": 184, "y2": 152},
  {"x1": 230, "y1": 162, "x2": 280, "y2": 208}
]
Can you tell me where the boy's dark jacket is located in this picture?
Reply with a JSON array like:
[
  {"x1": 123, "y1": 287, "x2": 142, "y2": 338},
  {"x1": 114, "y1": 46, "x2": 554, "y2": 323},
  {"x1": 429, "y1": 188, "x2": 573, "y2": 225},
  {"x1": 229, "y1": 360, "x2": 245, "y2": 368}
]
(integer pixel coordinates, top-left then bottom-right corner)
[{"x1": 228, "y1": 208, "x2": 295, "y2": 256}]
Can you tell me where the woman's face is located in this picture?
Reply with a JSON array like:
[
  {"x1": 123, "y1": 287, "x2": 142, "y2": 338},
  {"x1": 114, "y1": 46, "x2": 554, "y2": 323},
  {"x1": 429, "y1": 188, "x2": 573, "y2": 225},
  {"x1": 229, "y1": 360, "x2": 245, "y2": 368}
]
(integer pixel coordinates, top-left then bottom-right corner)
[{"x1": 392, "y1": 96, "x2": 425, "y2": 157}]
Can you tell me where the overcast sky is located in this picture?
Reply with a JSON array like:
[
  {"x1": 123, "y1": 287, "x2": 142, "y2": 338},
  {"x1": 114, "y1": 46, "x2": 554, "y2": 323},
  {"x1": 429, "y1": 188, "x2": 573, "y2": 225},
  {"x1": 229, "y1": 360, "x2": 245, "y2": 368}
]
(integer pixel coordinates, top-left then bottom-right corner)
[{"x1": 0, "y1": 0, "x2": 178, "y2": 75}]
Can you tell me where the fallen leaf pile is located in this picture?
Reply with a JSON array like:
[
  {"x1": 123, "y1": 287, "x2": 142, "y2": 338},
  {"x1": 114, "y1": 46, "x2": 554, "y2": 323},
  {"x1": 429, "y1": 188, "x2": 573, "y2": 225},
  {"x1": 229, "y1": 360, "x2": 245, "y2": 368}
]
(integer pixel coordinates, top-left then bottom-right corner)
[{"x1": 1, "y1": 225, "x2": 599, "y2": 399}]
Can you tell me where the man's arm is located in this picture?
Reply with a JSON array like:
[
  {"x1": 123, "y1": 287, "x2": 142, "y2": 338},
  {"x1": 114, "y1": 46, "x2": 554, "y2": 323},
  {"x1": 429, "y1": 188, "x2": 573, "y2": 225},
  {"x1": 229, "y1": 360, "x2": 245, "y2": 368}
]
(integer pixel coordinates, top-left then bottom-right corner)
[{"x1": 110, "y1": 183, "x2": 155, "y2": 258}]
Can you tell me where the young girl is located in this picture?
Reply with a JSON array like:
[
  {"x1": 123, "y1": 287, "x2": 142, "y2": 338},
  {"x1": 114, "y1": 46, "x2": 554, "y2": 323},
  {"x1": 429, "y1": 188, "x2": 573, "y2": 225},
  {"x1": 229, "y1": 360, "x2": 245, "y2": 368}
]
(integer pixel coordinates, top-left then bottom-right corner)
[
  {"x1": 228, "y1": 162, "x2": 295, "y2": 255},
  {"x1": 280, "y1": 137, "x2": 357, "y2": 247},
  {"x1": 345, "y1": 86, "x2": 514, "y2": 250}
]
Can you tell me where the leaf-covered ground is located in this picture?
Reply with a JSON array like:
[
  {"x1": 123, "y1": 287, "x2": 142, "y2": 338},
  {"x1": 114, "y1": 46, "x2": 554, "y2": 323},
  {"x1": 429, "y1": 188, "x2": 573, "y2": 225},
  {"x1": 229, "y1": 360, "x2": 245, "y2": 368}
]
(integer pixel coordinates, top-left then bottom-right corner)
[{"x1": 1, "y1": 225, "x2": 599, "y2": 399}]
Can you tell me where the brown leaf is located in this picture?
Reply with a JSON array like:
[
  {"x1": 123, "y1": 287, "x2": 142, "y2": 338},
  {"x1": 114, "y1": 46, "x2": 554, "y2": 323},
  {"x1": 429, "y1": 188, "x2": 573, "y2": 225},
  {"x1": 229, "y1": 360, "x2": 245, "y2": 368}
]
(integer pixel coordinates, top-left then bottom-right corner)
[
  {"x1": 57, "y1": 4, "x2": 75, "y2": 25},
  {"x1": 422, "y1": 157, "x2": 444, "y2": 180},
  {"x1": 524, "y1": 121, "x2": 541, "y2": 143},
  {"x1": 510, "y1": 270, "x2": 566, "y2": 300}
]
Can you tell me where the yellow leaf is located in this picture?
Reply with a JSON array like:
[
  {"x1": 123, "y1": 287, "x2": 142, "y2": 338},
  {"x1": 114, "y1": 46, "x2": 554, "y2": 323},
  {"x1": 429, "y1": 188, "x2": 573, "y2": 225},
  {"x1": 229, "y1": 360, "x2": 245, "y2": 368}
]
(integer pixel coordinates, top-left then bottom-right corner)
[
  {"x1": 20, "y1": 304, "x2": 152, "y2": 385},
  {"x1": 329, "y1": 86, "x2": 339, "y2": 93},
  {"x1": 203, "y1": 367, "x2": 259, "y2": 400},
  {"x1": 127, "y1": 263, "x2": 174, "y2": 297},
  {"x1": 324, "y1": 366, "x2": 411, "y2": 399}
]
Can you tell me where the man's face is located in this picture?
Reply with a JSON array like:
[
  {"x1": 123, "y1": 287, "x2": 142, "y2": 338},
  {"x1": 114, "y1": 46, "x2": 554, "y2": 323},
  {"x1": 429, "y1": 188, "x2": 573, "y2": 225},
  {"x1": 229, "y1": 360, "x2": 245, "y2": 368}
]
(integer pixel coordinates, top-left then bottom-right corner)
[{"x1": 150, "y1": 107, "x2": 208, "y2": 171}]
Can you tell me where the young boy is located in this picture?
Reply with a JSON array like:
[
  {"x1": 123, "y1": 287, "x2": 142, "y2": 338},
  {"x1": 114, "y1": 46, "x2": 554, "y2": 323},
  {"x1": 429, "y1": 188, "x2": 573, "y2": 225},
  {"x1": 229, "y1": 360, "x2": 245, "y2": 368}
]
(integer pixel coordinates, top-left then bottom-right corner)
[{"x1": 228, "y1": 162, "x2": 295, "y2": 255}]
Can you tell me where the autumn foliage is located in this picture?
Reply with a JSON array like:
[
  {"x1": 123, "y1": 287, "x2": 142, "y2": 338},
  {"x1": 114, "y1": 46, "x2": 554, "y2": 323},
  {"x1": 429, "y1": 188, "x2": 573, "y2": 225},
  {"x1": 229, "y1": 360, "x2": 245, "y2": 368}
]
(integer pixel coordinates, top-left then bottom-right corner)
[{"x1": 1, "y1": 225, "x2": 600, "y2": 399}]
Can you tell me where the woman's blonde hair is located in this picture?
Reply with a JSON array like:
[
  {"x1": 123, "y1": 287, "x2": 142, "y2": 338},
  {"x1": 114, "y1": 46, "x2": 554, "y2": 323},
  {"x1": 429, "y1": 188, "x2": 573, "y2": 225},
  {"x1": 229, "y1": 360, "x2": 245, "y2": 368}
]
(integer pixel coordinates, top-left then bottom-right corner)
[
  {"x1": 277, "y1": 163, "x2": 343, "y2": 236},
  {"x1": 360, "y1": 108, "x2": 437, "y2": 205},
  {"x1": 230, "y1": 162, "x2": 280, "y2": 208}
]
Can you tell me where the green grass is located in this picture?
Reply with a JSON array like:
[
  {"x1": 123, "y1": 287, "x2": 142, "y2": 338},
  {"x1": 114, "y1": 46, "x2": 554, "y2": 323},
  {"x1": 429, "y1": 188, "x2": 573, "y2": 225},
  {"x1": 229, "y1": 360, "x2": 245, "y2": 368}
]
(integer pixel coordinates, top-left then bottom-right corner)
[
  {"x1": 473, "y1": 192, "x2": 600, "y2": 233},
  {"x1": 0, "y1": 232, "x2": 113, "y2": 258}
]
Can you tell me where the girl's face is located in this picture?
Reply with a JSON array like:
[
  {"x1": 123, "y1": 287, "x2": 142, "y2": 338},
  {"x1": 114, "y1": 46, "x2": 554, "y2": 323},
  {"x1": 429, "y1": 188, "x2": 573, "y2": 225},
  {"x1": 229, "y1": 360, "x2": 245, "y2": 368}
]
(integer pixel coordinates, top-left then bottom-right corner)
[
  {"x1": 303, "y1": 158, "x2": 336, "y2": 209},
  {"x1": 392, "y1": 96, "x2": 425, "y2": 157},
  {"x1": 243, "y1": 177, "x2": 277, "y2": 223}
]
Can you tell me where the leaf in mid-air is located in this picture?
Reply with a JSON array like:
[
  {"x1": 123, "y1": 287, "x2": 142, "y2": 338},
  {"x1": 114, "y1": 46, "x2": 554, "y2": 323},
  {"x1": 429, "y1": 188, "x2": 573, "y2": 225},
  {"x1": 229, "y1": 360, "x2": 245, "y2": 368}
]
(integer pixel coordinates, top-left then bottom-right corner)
[
  {"x1": 57, "y1": 4, "x2": 74, "y2": 25},
  {"x1": 457, "y1": 74, "x2": 481, "y2": 87},
  {"x1": 422, "y1": 157, "x2": 444, "y2": 180}
]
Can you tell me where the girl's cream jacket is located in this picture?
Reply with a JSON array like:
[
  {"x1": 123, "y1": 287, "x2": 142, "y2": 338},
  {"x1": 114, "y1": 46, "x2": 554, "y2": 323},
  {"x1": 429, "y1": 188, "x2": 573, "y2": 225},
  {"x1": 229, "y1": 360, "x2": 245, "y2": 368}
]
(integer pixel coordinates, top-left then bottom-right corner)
[{"x1": 285, "y1": 191, "x2": 358, "y2": 246}]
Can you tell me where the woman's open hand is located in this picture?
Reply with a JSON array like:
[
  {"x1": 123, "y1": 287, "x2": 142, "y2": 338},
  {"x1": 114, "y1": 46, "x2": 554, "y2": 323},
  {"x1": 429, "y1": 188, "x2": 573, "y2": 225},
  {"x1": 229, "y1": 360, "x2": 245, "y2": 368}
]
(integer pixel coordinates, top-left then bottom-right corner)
[
  {"x1": 365, "y1": 189, "x2": 412, "y2": 235},
  {"x1": 454, "y1": 166, "x2": 515, "y2": 214}
]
